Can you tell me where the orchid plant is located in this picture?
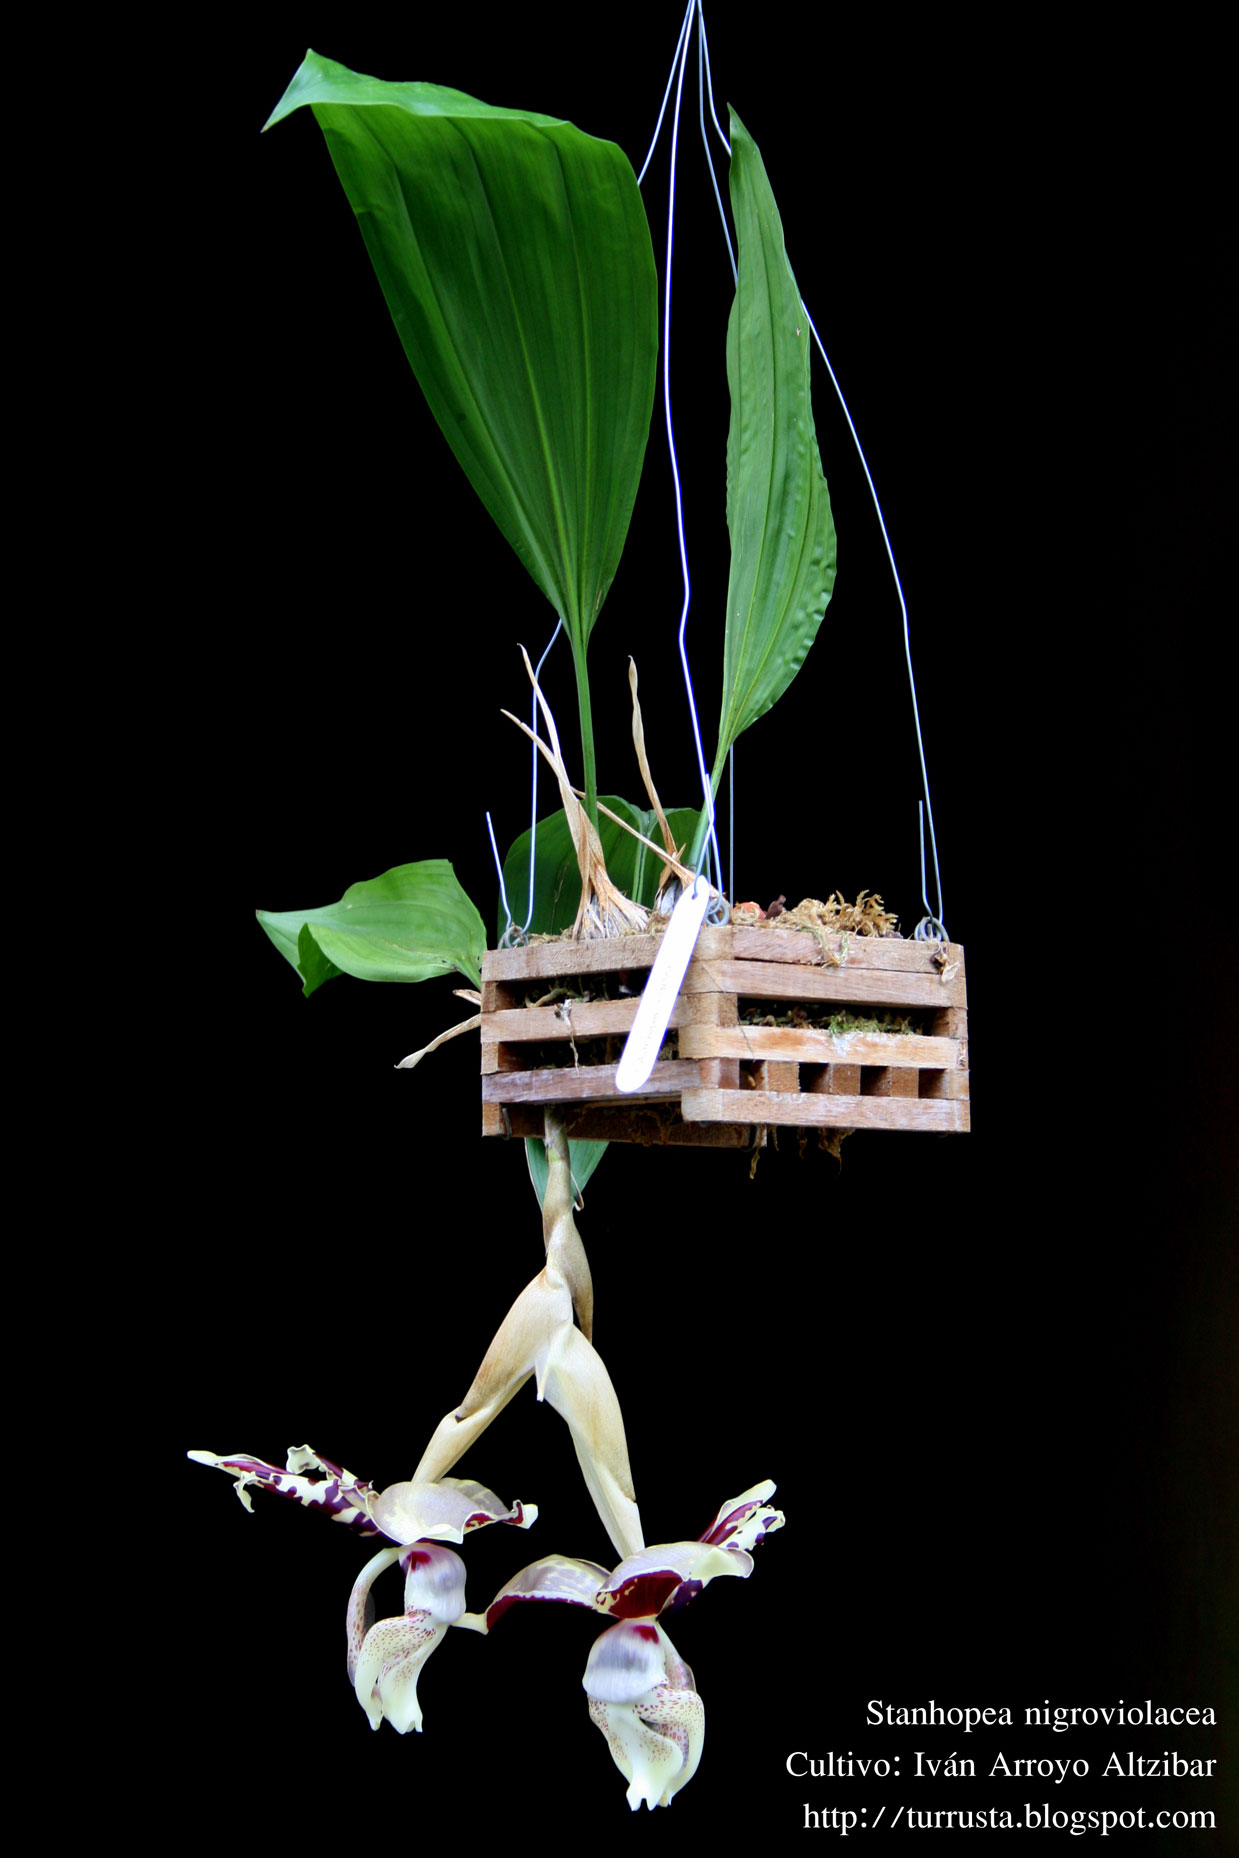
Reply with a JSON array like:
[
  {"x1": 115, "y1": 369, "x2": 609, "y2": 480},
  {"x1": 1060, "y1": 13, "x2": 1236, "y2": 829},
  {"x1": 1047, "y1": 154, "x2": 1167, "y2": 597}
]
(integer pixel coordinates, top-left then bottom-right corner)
[
  {"x1": 197, "y1": 23, "x2": 841, "y2": 1806},
  {"x1": 192, "y1": 1117, "x2": 782, "y2": 1806}
]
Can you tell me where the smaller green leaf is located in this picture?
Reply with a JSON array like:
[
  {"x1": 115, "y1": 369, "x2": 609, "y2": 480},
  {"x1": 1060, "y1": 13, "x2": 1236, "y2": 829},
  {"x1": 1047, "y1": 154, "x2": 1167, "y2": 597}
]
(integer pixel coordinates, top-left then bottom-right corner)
[
  {"x1": 500, "y1": 799, "x2": 700, "y2": 937},
  {"x1": 258, "y1": 860, "x2": 486, "y2": 995},
  {"x1": 524, "y1": 1135, "x2": 609, "y2": 1208}
]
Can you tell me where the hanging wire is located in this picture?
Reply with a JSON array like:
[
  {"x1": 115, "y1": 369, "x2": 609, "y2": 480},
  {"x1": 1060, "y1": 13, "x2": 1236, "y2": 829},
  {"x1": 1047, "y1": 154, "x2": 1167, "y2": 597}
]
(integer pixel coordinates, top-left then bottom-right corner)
[
  {"x1": 798, "y1": 304, "x2": 946, "y2": 938},
  {"x1": 914, "y1": 802, "x2": 946, "y2": 941},
  {"x1": 486, "y1": 810, "x2": 516, "y2": 944},
  {"x1": 637, "y1": 1, "x2": 695, "y2": 186},
  {"x1": 638, "y1": 0, "x2": 727, "y2": 918},
  {"x1": 696, "y1": 1, "x2": 736, "y2": 905},
  {"x1": 521, "y1": 618, "x2": 563, "y2": 932},
  {"x1": 642, "y1": 3, "x2": 948, "y2": 937},
  {"x1": 491, "y1": 616, "x2": 564, "y2": 948},
  {"x1": 696, "y1": 2, "x2": 736, "y2": 283}
]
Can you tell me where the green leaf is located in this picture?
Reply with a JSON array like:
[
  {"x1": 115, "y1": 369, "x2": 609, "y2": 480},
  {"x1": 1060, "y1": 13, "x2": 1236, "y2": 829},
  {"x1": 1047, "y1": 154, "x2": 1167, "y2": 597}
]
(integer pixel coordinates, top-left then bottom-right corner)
[
  {"x1": 524, "y1": 1135, "x2": 609, "y2": 1208},
  {"x1": 712, "y1": 110, "x2": 837, "y2": 787},
  {"x1": 500, "y1": 799, "x2": 700, "y2": 937},
  {"x1": 266, "y1": 52, "x2": 657, "y2": 668},
  {"x1": 257, "y1": 860, "x2": 487, "y2": 996}
]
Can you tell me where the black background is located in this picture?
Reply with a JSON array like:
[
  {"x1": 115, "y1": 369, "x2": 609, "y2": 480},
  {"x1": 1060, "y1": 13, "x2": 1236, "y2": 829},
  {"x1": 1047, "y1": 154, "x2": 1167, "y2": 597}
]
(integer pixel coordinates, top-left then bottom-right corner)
[{"x1": 173, "y1": 7, "x2": 1233, "y2": 1842}]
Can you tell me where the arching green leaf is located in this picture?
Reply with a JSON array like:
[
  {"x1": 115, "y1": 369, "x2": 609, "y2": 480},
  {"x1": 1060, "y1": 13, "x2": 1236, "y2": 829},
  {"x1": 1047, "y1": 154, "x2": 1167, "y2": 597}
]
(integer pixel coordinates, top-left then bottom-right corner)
[
  {"x1": 712, "y1": 110, "x2": 837, "y2": 787},
  {"x1": 257, "y1": 860, "x2": 486, "y2": 995},
  {"x1": 267, "y1": 52, "x2": 657, "y2": 667}
]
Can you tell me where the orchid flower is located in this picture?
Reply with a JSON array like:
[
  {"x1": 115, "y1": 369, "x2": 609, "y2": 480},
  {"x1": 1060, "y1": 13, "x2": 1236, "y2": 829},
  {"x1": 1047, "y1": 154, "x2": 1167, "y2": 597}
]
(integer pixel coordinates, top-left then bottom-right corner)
[
  {"x1": 188, "y1": 1445, "x2": 535, "y2": 1733},
  {"x1": 482, "y1": 1481, "x2": 784, "y2": 1809},
  {"x1": 412, "y1": 1111, "x2": 643, "y2": 1561}
]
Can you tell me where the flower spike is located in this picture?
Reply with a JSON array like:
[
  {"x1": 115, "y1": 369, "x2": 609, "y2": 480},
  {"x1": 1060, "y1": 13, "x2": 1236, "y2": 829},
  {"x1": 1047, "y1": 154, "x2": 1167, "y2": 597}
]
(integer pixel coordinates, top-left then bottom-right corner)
[{"x1": 413, "y1": 1112, "x2": 643, "y2": 1560}]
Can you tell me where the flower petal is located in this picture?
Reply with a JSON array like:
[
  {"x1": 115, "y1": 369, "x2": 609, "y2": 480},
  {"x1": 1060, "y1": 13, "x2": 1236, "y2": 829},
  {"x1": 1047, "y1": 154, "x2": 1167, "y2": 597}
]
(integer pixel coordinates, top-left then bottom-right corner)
[
  {"x1": 485, "y1": 1553, "x2": 613, "y2": 1630},
  {"x1": 368, "y1": 1475, "x2": 536, "y2": 1546},
  {"x1": 698, "y1": 1480, "x2": 785, "y2": 1551},
  {"x1": 598, "y1": 1540, "x2": 749, "y2": 1617},
  {"x1": 187, "y1": 1445, "x2": 379, "y2": 1533}
]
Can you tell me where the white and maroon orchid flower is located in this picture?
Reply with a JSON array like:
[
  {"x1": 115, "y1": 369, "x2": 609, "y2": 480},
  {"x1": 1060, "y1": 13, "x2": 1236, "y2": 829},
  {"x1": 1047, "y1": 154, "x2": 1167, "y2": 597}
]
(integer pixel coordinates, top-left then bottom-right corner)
[
  {"x1": 482, "y1": 1481, "x2": 784, "y2": 1808},
  {"x1": 188, "y1": 1446, "x2": 535, "y2": 1733}
]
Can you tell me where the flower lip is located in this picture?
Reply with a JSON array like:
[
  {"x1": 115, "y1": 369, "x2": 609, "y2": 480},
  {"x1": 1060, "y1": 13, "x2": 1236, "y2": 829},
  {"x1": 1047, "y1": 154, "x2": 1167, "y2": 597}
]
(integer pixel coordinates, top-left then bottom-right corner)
[
  {"x1": 582, "y1": 1620, "x2": 666, "y2": 1703},
  {"x1": 402, "y1": 1543, "x2": 468, "y2": 1624}
]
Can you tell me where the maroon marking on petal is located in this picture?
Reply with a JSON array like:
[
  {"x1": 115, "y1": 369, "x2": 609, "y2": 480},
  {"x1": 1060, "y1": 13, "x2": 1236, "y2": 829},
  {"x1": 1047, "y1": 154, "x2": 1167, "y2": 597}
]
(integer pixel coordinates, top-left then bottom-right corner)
[
  {"x1": 664, "y1": 1578, "x2": 703, "y2": 1613},
  {"x1": 603, "y1": 1572, "x2": 683, "y2": 1619},
  {"x1": 485, "y1": 1594, "x2": 522, "y2": 1631},
  {"x1": 699, "y1": 1501, "x2": 756, "y2": 1546},
  {"x1": 632, "y1": 1624, "x2": 659, "y2": 1642}
]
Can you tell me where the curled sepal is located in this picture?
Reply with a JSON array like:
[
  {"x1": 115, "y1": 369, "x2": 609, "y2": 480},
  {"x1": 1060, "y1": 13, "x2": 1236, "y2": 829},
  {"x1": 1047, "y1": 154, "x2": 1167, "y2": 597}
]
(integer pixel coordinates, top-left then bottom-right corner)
[
  {"x1": 598, "y1": 1540, "x2": 749, "y2": 1618},
  {"x1": 348, "y1": 1542, "x2": 467, "y2": 1733},
  {"x1": 187, "y1": 1444, "x2": 379, "y2": 1533},
  {"x1": 584, "y1": 1622, "x2": 704, "y2": 1810},
  {"x1": 368, "y1": 1475, "x2": 536, "y2": 1546},
  {"x1": 699, "y1": 1479, "x2": 785, "y2": 1553},
  {"x1": 485, "y1": 1553, "x2": 612, "y2": 1630}
]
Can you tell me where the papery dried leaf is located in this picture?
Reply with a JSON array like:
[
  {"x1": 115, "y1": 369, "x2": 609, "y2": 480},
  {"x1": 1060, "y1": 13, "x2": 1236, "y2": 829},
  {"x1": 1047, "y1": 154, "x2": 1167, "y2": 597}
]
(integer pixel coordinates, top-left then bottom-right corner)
[
  {"x1": 628, "y1": 658, "x2": 676, "y2": 890},
  {"x1": 502, "y1": 647, "x2": 649, "y2": 939},
  {"x1": 395, "y1": 1011, "x2": 482, "y2": 1071}
]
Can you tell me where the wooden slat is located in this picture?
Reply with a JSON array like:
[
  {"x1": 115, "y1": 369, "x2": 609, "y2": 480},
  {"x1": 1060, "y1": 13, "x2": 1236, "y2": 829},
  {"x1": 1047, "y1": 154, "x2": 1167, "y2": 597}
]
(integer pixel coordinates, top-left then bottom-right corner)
[
  {"x1": 684, "y1": 984, "x2": 739, "y2": 1089},
  {"x1": 499, "y1": 1102, "x2": 752, "y2": 1148},
  {"x1": 698, "y1": 925, "x2": 964, "y2": 976},
  {"x1": 682, "y1": 1087, "x2": 970, "y2": 1133},
  {"x1": 482, "y1": 929, "x2": 965, "y2": 984},
  {"x1": 678, "y1": 1024, "x2": 961, "y2": 1068},
  {"x1": 680, "y1": 957, "x2": 967, "y2": 1010},
  {"x1": 483, "y1": 936, "x2": 665, "y2": 984},
  {"x1": 483, "y1": 1059, "x2": 702, "y2": 1107},
  {"x1": 481, "y1": 997, "x2": 695, "y2": 1045},
  {"x1": 750, "y1": 1060, "x2": 800, "y2": 1092}
]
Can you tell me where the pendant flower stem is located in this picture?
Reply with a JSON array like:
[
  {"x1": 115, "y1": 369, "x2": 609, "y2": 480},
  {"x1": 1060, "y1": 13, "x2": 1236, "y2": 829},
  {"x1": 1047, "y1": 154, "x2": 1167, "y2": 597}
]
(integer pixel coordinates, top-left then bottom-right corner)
[{"x1": 413, "y1": 1111, "x2": 643, "y2": 1561}]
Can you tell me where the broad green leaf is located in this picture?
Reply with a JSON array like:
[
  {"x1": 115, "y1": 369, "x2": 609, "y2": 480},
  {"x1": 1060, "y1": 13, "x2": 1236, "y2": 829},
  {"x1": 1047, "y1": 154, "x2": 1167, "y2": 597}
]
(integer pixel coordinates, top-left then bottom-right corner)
[
  {"x1": 258, "y1": 860, "x2": 486, "y2": 996},
  {"x1": 500, "y1": 799, "x2": 700, "y2": 937},
  {"x1": 266, "y1": 52, "x2": 657, "y2": 666},
  {"x1": 524, "y1": 1135, "x2": 609, "y2": 1208},
  {"x1": 712, "y1": 110, "x2": 837, "y2": 788}
]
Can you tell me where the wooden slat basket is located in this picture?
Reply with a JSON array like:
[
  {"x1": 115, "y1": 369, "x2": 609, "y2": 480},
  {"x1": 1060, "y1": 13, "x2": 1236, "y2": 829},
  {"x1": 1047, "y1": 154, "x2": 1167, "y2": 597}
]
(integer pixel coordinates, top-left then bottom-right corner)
[{"x1": 481, "y1": 923, "x2": 968, "y2": 1147}]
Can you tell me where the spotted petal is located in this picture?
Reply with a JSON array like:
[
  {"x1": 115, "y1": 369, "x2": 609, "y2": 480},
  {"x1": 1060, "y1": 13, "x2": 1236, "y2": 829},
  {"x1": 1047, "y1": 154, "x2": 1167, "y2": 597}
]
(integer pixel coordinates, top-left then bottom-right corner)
[{"x1": 353, "y1": 1612, "x2": 447, "y2": 1734}]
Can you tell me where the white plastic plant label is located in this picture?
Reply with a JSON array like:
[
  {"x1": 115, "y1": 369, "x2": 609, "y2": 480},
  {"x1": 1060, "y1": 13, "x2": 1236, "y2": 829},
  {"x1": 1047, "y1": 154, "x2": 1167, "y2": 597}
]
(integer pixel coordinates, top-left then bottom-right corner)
[{"x1": 615, "y1": 880, "x2": 714, "y2": 1094}]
